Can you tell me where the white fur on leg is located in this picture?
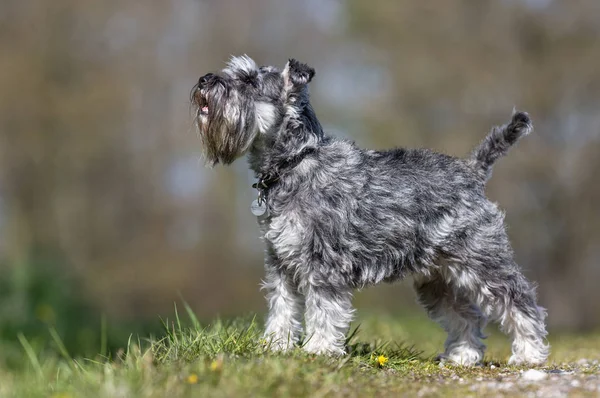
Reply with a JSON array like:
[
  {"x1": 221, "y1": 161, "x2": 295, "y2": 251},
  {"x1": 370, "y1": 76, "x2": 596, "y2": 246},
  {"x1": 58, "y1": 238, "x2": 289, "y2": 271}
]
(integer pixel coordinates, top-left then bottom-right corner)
[
  {"x1": 262, "y1": 270, "x2": 303, "y2": 352},
  {"x1": 442, "y1": 265, "x2": 549, "y2": 366},
  {"x1": 505, "y1": 307, "x2": 549, "y2": 365},
  {"x1": 302, "y1": 286, "x2": 354, "y2": 355}
]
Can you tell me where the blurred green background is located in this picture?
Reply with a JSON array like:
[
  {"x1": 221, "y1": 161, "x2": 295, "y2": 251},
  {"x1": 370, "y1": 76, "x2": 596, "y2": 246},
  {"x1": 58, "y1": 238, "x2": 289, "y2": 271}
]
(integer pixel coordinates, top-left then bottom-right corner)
[{"x1": 1, "y1": 0, "x2": 599, "y2": 365}]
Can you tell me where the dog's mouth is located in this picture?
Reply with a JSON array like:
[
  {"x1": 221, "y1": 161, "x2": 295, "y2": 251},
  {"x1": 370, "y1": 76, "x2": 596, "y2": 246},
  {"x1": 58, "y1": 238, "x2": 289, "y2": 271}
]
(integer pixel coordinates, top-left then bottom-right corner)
[{"x1": 195, "y1": 91, "x2": 209, "y2": 116}]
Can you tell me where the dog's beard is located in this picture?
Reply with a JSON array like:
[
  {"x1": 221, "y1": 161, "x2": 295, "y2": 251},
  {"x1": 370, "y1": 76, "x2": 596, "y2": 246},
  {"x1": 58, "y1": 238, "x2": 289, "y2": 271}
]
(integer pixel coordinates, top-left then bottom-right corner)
[{"x1": 192, "y1": 85, "x2": 259, "y2": 166}]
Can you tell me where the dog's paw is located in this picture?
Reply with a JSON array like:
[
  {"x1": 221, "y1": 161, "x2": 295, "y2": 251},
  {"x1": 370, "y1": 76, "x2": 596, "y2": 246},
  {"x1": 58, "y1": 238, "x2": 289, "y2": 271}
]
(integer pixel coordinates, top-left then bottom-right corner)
[
  {"x1": 508, "y1": 340, "x2": 549, "y2": 365},
  {"x1": 437, "y1": 348, "x2": 484, "y2": 367},
  {"x1": 508, "y1": 354, "x2": 546, "y2": 366}
]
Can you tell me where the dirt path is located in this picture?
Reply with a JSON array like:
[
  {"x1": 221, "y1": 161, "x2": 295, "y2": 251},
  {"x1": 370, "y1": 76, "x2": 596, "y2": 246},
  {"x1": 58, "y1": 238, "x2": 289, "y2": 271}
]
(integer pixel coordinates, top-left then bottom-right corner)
[{"x1": 417, "y1": 360, "x2": 600, "y2": 397}]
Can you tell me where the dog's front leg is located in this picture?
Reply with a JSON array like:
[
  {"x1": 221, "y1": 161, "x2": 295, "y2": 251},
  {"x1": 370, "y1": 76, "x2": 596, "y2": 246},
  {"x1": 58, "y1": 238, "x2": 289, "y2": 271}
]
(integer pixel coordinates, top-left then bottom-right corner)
[
  {"x1": 303, "y1": 283, "x2": 354, "y2": 355},
  {"x1": 262, "y1": 258, "x2": 303, "y2": 351}
]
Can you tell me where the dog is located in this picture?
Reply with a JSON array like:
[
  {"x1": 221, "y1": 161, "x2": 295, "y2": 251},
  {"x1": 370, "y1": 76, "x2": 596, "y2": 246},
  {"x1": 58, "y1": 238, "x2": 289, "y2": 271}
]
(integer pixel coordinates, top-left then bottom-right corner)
[{"x1": 190, "y1": 55, "x2": 549, "y2": 366}]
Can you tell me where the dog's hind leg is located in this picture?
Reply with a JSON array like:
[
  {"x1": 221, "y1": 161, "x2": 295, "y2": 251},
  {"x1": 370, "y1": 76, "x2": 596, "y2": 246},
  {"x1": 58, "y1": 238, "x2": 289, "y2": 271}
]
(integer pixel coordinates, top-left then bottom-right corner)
[
  {"x1": 447, "y1": 262, "x2": 549, "y2": 365},
  {"x1": 445, "y1": 220, "x2": 549, "y2": 365},
  {"x1": 414, "y1": 273, "x2": 487, "y2": 366}
]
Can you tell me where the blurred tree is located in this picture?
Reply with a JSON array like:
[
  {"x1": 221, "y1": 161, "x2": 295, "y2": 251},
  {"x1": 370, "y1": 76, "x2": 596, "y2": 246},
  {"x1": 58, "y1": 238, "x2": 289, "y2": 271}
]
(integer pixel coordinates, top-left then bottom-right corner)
[{"x1": 0, "y1": 0, "x2": 598, "y2": 339}]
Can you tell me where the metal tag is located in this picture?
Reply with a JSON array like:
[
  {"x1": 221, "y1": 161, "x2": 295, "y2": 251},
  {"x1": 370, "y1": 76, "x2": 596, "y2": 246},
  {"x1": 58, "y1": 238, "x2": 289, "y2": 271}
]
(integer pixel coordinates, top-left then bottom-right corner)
[{"x1": 251, "y1": 199, "x2": 267, "y2": 216}]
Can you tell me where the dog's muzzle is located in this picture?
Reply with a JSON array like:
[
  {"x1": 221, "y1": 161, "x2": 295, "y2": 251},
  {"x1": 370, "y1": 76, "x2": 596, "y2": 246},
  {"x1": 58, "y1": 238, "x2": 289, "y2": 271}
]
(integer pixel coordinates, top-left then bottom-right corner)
[{"x1": 195, "y1": 73, "x2": 214, "y2": 115}]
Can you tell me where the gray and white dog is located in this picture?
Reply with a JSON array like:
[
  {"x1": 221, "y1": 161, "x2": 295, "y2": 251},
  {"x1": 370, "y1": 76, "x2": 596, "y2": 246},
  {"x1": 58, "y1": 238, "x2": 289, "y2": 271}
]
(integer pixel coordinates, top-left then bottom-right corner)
[{"x1": 191, "y1": 55, "x2": 549, "y2": 366}]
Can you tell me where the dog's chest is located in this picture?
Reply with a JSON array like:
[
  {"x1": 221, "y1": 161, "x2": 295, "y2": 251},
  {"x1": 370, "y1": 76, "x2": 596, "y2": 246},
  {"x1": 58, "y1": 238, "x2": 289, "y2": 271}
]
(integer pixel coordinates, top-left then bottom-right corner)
[{"x1": 261, "y1": 211, "x2": 306, "y2": 264}]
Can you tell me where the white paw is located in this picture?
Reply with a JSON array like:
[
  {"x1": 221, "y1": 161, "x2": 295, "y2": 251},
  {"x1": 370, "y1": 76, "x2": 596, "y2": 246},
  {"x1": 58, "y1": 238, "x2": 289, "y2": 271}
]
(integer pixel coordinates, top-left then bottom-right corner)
[
  {"x1": 508, "y1": 354, "x2": 546, "y2": 366},
  {"x1": 439, "y1": 347, "x2": 484, "y2": 366},
  {"x1": 509, "y1": 341, "x2": 549, "y2": 365}
]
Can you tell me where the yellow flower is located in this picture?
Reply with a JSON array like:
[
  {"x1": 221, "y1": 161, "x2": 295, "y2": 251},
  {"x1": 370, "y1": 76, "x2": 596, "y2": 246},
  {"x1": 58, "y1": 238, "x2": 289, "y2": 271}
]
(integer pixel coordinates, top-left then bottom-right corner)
[
  {"x1": 210, "y1": 359, "x2": 222, "y2": 372},
  {"x1": 376, "y1": 355, "x2": 389, "y2": 367},
  {"x1": 186, "y1": 373, "x2": 199, "y2": 384}
]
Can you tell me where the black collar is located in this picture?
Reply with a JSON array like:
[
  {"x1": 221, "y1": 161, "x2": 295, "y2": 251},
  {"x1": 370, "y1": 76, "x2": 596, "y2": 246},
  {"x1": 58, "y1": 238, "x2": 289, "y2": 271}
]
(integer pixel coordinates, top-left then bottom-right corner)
[{"x1": 252, "y1": 147, "x2": 317, "y2": 193}]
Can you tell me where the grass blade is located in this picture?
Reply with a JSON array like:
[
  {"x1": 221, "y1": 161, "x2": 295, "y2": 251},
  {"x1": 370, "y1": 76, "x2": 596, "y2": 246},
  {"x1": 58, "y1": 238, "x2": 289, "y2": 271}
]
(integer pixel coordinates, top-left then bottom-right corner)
[
  {"x1": 181, "y1": 298, "x2": 201, "y2": 330},
  {"x1": 49, "y1": 327, "x2": 78, "y2": 371},
  {"x1": 100, "y1": 313, "x2": 107, "y2": 359},
  {"x1": 174, "y1": 303, "x2": 182, "y2": 333},
  {"x1": 17, "y1": 333, "x2": 43, "y2": 378}
]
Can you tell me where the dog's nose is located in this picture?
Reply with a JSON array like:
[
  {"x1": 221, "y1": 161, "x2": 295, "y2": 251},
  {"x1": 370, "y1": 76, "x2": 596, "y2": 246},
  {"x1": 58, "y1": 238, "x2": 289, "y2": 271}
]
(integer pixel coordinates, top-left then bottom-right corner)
[{"x1": 199, "y1": 73, "x2": 214, "y2": 86}]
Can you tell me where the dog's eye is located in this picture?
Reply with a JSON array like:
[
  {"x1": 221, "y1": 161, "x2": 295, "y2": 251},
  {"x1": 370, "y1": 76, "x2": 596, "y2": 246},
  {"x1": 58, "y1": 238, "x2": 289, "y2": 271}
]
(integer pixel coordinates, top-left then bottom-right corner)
[{"x1": 241, "y1": 74, "x2": 259, "y2": 88}]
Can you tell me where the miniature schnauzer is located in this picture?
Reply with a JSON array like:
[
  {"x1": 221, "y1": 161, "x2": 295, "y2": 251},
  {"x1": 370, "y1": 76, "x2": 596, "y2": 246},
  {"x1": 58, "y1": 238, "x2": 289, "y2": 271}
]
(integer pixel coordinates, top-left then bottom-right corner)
[{"x1": 190, "y1": 55, "x2": 549, "y2": 366}]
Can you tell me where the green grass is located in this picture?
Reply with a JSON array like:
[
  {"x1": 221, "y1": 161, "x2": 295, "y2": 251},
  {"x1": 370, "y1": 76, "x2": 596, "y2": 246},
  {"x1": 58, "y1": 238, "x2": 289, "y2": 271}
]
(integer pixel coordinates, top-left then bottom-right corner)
[{"x1": 3, "y1": 307, "x2": 600, "y2": 398}]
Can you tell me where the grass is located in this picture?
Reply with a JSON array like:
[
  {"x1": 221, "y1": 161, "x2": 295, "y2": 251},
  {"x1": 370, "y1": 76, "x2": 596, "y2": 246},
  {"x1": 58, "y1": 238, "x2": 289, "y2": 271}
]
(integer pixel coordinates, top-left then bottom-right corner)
[{"x1": 3, "y1": 306, "x2": 600, "y2": 398}]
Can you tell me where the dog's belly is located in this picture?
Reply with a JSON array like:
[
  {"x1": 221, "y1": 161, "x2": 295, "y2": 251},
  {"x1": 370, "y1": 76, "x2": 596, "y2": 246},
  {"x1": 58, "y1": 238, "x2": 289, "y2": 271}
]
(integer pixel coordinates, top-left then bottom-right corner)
[
  {"x1": 263, "y1": 211, "x2": 442, "y2": 288},
  {"x1": 346, "y1": 228, "x2": 440, "y2": 287}
]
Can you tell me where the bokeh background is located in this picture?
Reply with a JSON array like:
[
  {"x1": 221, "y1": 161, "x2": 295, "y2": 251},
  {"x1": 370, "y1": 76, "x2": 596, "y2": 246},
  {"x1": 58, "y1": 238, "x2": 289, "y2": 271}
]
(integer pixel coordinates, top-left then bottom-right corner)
[{"x1": 1, "y1": 0, "x2": 599, "y2": 364}]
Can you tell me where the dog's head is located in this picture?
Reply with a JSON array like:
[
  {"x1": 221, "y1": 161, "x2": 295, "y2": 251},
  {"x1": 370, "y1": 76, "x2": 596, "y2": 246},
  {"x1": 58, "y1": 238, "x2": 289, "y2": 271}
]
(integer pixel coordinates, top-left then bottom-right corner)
[{"x1": 191, "y1": 55, "x2": 314, "y2": 165}]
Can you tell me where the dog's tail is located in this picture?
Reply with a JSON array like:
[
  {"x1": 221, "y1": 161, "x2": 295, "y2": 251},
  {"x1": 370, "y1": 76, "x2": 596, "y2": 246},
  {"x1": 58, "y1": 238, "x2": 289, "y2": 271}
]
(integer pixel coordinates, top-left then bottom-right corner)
[{"x1": 470, "y1": 110, "x2": 533, "y2": 181}]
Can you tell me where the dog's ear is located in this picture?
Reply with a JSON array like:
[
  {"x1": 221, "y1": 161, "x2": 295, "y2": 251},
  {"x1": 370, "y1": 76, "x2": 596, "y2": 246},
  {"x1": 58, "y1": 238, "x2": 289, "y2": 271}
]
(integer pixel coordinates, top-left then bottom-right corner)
[{"x1": 284, "y1": 59, "x2": 315, "y2": 87}]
